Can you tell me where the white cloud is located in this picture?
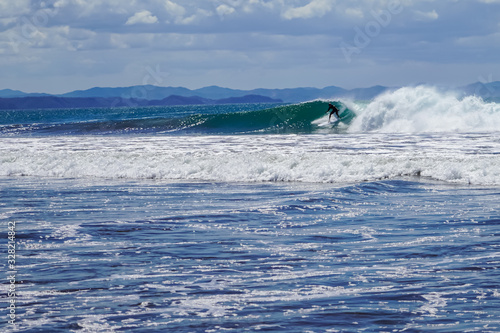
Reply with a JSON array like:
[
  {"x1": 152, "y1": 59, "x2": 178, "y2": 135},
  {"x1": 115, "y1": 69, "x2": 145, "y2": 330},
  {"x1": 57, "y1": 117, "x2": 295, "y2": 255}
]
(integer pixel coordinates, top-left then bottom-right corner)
[
  {"x1": 345, "y1": 7, "x2": 364, "y2": 19},
  {"x1": 126, "y1": 10, "x2": 158, "y2": 25},
  {"x1": 180, "y1": 8, "x2": 213, "y2": 25},
  {"x1": 282, "y1": 0, "x2": 335, "y2": 20},
  {"x1": 53, "y1": 0, "x2": 116, "y2": 18},
  {"x1": 164, "y1": 0, "x2": 186, "y2": 18},
  {"x1": 0, "y1": 0, "x2": 31, "y2": 18},
  {"x1": 216, "y1": 4, "x2": 236, "y2": 17},
  {"x1": 242, "y1": 0, "x2": 276, "y2": 13},
  {"x1": 414, "y1": 9, "x2": 439, "y2": 21}
]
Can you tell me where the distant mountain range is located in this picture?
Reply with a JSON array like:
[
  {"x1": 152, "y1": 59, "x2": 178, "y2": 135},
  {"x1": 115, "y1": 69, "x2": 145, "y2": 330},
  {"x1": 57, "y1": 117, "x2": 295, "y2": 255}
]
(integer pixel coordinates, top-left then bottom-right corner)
[
  {"x1": 0, "y1": 85, "x2": 388, "y2": 102},
  {"x1": 56, "y1": 84, "x2": 390, "y2": 102},
  {"x1": 1, "y1": 81, "x2": 499, "y2": 110},
  {"x1": 0, "y1": 94, "x2": 282, "y2": 110}
]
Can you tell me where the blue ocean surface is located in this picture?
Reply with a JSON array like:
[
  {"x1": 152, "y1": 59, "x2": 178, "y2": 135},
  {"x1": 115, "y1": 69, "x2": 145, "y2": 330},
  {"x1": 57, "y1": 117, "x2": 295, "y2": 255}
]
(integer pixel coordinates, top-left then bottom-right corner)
[{"x1": 1, "y1": 86, "x2": 500, "y2": 332}]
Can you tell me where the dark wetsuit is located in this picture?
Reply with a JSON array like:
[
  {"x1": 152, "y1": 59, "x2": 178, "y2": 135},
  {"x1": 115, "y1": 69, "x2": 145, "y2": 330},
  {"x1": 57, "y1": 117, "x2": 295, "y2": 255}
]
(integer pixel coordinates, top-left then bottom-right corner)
[{"x1": 327, "y1": 103, "x2": 340, "y2": 122}]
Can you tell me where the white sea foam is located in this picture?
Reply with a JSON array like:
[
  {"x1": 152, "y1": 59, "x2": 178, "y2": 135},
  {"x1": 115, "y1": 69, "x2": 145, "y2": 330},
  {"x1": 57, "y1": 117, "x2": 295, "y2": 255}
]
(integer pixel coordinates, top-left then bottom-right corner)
[
  {"x1": 1, "y1": 132, "x2": 500, "y2": 185},
  {"x1": 349, "y1": 86, "x2": 500, "y2": 133}
]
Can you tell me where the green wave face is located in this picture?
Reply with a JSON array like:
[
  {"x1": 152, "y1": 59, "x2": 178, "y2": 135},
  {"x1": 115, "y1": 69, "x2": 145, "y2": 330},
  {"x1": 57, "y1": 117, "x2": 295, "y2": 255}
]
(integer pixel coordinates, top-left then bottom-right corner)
[
  {"x1": 0, "y1": 101, "x2": 356, "y2": 135},
  {"x1": 179, "y1": 101, "x2": 356, "y2": 134}
]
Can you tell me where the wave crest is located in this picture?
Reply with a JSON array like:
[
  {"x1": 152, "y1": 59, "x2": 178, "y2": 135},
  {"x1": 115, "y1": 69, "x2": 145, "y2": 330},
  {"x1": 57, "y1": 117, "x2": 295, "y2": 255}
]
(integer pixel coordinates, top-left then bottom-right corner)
[{"x1": 349, "y1": 86, "x2": 500, "y2": 133}]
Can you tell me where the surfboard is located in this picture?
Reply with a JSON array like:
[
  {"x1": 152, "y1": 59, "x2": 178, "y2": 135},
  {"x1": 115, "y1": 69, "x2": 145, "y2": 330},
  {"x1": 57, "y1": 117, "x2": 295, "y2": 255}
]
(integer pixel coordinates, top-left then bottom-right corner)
[
  {"x1": 329, "y1": 117, "x2": 342, "y2": 127},
  {"x1": 329, "y1": 112, "x2": 344, "y2": 124}
]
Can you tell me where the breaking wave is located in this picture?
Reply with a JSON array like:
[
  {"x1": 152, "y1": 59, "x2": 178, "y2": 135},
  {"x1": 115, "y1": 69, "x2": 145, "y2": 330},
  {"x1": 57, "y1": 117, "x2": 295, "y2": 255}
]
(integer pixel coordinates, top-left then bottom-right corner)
[{"x1": 349, "y1": 86, "x2": 500, "y2": 133}]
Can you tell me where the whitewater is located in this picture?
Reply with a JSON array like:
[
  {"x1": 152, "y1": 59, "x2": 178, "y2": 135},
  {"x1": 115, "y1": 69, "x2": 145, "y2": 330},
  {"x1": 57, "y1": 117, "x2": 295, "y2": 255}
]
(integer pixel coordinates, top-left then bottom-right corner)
[
  {"x1": 1, "y1": 86, "x2": 500, "y2": 332},
  {"x1": 349, "y1": 86, "x2": 500, "y2": 133},
  {"x1": 1, "y1": 132, "x2": 500, "y2": 185}
]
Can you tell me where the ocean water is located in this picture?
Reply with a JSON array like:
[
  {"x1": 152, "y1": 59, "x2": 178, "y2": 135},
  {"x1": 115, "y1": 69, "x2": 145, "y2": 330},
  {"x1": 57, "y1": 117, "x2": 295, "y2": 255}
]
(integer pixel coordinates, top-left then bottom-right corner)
[{"x1": 1, "y1": 86, "x2": 500, "y2": 332}]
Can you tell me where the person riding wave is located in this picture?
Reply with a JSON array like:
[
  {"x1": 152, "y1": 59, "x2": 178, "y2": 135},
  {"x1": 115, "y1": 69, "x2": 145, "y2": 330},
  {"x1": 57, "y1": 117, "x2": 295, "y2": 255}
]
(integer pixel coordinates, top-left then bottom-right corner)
[{"x1": 327, "y1": 103, "x2": 340, "y2": 123}]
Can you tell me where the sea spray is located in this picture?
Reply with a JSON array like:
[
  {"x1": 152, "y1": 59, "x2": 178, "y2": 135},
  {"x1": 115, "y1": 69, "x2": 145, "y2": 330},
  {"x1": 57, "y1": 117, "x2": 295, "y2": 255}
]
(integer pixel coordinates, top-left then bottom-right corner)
[{"x1": 349, "y1": 86, "x2": 500, "y2": 133}]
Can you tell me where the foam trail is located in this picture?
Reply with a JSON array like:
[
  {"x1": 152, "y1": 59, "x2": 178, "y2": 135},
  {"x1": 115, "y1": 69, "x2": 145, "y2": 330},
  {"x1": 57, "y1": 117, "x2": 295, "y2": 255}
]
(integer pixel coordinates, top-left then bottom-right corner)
[
  {"x1": 1, "y1": 134, "x2": 500, "y2": 185},
  {"x1": 349, "y1": 86, "x2": 500, "y2": 133}
]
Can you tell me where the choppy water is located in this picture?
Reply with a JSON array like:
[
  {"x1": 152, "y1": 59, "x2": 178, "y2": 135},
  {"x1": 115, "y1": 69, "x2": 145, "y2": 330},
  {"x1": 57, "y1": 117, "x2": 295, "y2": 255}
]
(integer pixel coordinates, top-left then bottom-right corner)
[{"x1": 2, "y1": 177, "x2": 500, "y2": 332}]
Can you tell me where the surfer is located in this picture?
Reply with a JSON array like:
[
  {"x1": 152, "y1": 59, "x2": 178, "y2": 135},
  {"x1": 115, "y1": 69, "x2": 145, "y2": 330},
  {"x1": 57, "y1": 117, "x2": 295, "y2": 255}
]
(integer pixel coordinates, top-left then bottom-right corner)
[{"x1": 327, "y1": 103, "x2": 340, "y2": 123}]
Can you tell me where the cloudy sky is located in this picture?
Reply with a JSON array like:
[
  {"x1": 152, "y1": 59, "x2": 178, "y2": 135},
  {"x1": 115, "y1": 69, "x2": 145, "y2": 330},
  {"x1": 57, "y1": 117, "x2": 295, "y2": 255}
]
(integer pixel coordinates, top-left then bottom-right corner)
[{"x1": 0, "y1": 0, "x2": 499, "y2": 94}]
